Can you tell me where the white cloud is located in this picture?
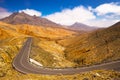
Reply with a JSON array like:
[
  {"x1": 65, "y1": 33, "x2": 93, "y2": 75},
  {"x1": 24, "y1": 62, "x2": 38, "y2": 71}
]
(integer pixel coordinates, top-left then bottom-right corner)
[
  {"x1": 44, "y1": 2, "x2": 120, "y2": 27},
  {"x1": 90, "y1": 2, "x2": 120, "y2": 27},
  {"x1": 44, "y1": 6, "x2": 96, "y2": 25},
  {"x1": 0, "y1": 7, "x2": 12, "y2": 19},
  {"x1": 19, "y1": 9, "x2": 42, "y2": 16},
  {"x1": 84, "y1": 19, "x2": 119, "y2": 27},
  {"x1": 94, "y1": 2, "x2": 120, "y2": 16}
]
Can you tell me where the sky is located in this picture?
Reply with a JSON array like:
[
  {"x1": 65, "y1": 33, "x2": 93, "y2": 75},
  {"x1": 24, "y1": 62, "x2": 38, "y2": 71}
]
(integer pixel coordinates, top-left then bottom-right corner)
[{"x1": 0, "y1": 0, "x2": 120, "y2": 27}]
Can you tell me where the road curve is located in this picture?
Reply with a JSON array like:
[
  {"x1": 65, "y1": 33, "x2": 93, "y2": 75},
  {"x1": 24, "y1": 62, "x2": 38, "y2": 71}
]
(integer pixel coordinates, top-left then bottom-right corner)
[{"x1": 13, "y1": 37, "x2": 120, "y2": 75}]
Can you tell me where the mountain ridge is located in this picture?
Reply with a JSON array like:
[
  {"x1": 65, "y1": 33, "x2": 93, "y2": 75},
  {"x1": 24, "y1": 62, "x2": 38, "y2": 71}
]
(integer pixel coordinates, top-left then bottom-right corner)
[{"x1": 0, "y1": 12, "x2": 62, "y2": 27}]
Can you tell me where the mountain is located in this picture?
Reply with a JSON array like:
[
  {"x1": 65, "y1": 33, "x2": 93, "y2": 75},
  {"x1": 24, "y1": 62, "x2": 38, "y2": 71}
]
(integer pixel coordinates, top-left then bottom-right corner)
[
  {"x1": 58, "y1": 21, "x2": 120, "y2": 67},
  {"x1": 68, "y1": 22, "x2": 98, "y2": 31},
  {"x1": 0, "y1": 12, "x2": 61, "y2": 27}
]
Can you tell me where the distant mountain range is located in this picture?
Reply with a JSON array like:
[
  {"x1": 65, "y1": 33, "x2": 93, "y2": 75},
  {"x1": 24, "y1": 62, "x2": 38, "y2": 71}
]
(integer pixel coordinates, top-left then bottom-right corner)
[
  {"x1": 68, "y1": 22, "x2": 98, "y2": 31},
  {"x1": 0, "y1": 12, "x2": 61, "y2": 27},
  {"x1": 0, "y1": 12, "x2": 99, "y2": 32}
]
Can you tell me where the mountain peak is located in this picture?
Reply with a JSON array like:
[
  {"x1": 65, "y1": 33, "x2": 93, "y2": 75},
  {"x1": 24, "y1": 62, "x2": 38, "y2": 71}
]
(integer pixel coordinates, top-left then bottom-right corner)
[
  {"x1": 69, "y1": 22, "x2": 98, "y2": 31},
  {"x1": 72, "y1": 22, "x2": 90, "y2": 27},
  {"x1": 0, "y1": 12, "x2": 61, "y2": 27},
  {"x1": 0, "y1": 11, "x2": 30, "y2": 19},
  {"x1": 14, "y1": 11, "x2": 26, "y2": 15},
  {"x1": 14, "y1": 12, "x2": 38, "y2": 17}
]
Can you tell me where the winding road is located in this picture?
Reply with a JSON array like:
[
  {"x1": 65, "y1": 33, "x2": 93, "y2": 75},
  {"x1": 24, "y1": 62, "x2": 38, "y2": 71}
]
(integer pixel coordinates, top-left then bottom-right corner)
[{"x1": 13, "y1": 37, "x2": 120, "y2": 75}]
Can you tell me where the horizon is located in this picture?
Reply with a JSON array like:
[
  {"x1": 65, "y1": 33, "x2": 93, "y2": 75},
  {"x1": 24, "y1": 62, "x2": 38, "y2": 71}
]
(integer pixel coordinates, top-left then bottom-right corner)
[{"x1": 0, "y1": 0, "x2": 120, "y2": 27}]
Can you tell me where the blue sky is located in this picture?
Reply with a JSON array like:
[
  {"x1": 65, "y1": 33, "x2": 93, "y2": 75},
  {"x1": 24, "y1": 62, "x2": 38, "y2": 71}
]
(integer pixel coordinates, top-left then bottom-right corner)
[
  {"x1": 0, "y1": 0, "x2": 120, "y2": 15},
  {"x1": 0, "y1": 0, "x2": 120, "y2": 27}
]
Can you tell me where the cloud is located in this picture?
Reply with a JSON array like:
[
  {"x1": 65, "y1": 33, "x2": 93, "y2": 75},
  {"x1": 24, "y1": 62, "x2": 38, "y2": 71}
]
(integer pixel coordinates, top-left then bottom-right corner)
[
  {"x1": 44, "y1": 2, "x2": 120, "y2": 27},
  {"x1": 0, "y1": 7, "x2": 12, "y2": 19},
  {"x1": 94, "y1": 2, "x2": 120, "y2": 16},
  {"x1": 84, "y1": 19, "x2": 119, "y2": 27},
  {"x1": 44, "y1": 6, "x2": 96, "y2": 25},
  {"x1": 90, "y1": 2, "x2": 120, "y2": 27},
  {"x1": 19, "y1": 9, "x2": 42, "y2": 16}
]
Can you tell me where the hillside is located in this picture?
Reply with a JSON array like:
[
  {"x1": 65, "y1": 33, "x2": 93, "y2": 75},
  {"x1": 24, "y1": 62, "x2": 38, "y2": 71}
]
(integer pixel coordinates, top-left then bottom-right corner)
[
  {"x1": 0, "y1": 21, "x2": 77, "y2": 68},
  {"x1": 0, "y1": 21, "x2": 76, "y2": 40},
  {"x1": 58, "y1": 22, "x2": 120, "y2": 67},
  {"x1": 0, "y1": 22, "x2": 26, "y2": 39},
  {"x1": 16, "y1": 24, "x2": 76, "y2": 40}
]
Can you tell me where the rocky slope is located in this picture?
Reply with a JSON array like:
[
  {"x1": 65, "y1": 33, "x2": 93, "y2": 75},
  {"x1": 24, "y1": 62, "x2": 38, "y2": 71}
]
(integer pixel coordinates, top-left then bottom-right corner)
[{"x1": 59, "y1": 21, "x2": 120, "y2": 67}]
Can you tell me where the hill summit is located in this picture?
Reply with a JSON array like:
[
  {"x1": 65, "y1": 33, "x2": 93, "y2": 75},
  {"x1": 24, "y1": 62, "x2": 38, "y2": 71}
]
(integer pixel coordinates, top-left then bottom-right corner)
[
  {"x1": 68, "y1": 22, "x2": 98, "y2": 31},
  {"x1": 0, "y1": 12, "x2": 61, "y2": 27}
]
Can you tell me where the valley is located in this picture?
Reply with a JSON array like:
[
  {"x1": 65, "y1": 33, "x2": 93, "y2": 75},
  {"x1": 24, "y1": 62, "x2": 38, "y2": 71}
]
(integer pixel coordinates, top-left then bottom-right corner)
[{"x1": 0, "y1": 12, "x2": 119, "y2": 80}]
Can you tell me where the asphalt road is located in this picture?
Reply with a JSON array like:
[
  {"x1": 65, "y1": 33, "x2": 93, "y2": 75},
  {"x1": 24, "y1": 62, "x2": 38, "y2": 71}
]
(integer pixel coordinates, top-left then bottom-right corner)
[{"x1": 12, "y1": 37, "x2": 120, "y2": 75}]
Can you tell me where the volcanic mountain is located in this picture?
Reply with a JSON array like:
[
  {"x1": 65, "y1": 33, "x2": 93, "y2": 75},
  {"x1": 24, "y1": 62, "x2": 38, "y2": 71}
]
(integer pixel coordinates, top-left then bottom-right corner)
[
  {"x1": 68, "y1": 22, "x2": 98, "y2": 31},
  {"x1": 0, "y1": 12, "x2": 61, "y2": 27}
]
